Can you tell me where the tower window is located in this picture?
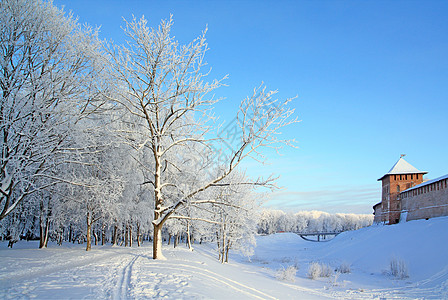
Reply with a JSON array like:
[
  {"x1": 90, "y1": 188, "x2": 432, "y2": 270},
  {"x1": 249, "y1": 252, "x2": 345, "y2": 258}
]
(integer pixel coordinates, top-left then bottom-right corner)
[{"x1": 397, "y1": 185, "x2": 400, "y2": 192}]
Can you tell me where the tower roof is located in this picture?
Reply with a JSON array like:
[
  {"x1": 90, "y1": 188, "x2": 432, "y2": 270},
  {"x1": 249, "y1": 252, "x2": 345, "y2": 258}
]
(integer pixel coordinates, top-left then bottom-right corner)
[{"x1": 378, "y1": 157, "x2": 427, "y2": 181}]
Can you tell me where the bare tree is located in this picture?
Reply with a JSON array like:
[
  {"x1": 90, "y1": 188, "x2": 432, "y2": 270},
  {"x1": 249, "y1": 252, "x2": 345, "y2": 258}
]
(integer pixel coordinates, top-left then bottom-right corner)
[{"x1": 106, "y1": 16, "x2": 298, "y2": 259}]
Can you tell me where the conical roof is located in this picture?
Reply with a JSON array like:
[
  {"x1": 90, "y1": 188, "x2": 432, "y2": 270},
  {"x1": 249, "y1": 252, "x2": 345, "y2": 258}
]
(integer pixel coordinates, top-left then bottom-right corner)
[{"x1": 378, "y1": 157, "x2": 427, "y2": 181}]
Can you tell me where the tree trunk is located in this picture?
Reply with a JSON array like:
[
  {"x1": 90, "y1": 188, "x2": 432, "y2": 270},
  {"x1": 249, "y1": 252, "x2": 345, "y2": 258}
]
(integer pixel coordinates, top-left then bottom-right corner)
[
  {"x1": 168, "y1": 234, "x2": 171, "y2": 245},
  {"x1": 220, "y1": 222, "x2": 227, "y2": 264},
  {"x1": 112, "y1": 225, "x2": 118, "y2": 246},
  {"x1": 225, "y1": 240, "x2": 232, "y2": 263},
  {"x1": 136, "y1": 223, "x2": 141, "y2": 247},
  {"x1": 153, "y1": 223, "x2": 165, "y2": 260},
  {"x1": 101, "y1": 225, "x2": 106, "y2": 246},
  {"x1": 86, "y1": 212, "x2": 92, "y2": 251},
  {"x1": 69, "y1": 225, "x2": 72, "y2": 243},
  {"x1": 39, "y1": 201, "x2": 51, "y2": 249},
  {"x1": 39, "y1": 218, "x2": 49, "y2": 249},
  {"x1": 174, "y1": 234, "x2": 178, "y2": 248},
  {"x1": 129, "y1": 224, "x2": 133, "y2": 247},
  {"x1": 93, "y1": 230, "x2": 98, "y2": 246},
  {"x1": 125, "y1": 223, "x2": 129, "y2": 247},
  {"x1": 152, "y1": 142, "x2": 166, "y2": 260},
  {"x1": 186, "y1": 222, "x2": 193, "y2": 251},
  {"x1": 216, "y1": 231, "x2": 221, "y2": 261},
  {"x1": 221, "y1": 236, "x2": 226, "y2": 264},
  {"x1": 57, "y1": 228, "x2": 63, "y2": 246}
]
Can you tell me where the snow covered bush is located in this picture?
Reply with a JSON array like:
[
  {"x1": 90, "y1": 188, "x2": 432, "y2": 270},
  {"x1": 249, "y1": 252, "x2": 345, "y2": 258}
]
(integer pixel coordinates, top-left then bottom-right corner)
[
  {"x1": 336, "y1": 262, "x2": 351, "y2": 274},
  {"x1": 276, "y1": 265, "x2": 298, "y2": 282},
  {"x1": 330, "y1": 271, "x2": 341, "y2": 286},
  {"x1": 307, "y1": 262, "x2": 322, "y2": 280},
  {"x1": 307, "y1": 262, "x2": 333, "y2": 279},
  {"x1": 320, "y1": 263, "x2": 333, "y2": 277},
  {"x1": 390, "y1": 257, "x2": 409, "y2": 279}
]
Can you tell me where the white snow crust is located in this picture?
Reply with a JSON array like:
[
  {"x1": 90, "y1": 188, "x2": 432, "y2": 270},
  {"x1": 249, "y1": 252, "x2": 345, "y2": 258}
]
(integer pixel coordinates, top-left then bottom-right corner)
[{"x1": 1, "y1": 216, "x2": 448, "y2": 299}]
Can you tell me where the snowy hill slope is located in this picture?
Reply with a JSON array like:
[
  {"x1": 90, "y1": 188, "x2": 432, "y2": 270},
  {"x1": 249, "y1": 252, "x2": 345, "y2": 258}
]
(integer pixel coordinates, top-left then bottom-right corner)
[
  {"x1": 1, "y1": 216, "x2": 447, "y2": 299},
  {"x1": 313, "y1": 216, "x2": 448, "y2": 282},
  {"x1": 241, "y1": 216, "x2": 448, "y2": 299}
]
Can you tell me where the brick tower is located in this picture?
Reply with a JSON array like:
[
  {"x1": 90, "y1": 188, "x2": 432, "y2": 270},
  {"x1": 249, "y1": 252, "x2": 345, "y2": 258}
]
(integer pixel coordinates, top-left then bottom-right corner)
[{"x1": 377, "y1": 155, "x2": 427, "y2": 224}]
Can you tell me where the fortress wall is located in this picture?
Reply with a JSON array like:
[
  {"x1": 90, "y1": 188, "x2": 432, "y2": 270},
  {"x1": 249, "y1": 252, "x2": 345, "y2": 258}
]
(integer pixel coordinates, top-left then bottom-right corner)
[{"x1": 401, "y1": 177, "x2": 448, "y2": 221}]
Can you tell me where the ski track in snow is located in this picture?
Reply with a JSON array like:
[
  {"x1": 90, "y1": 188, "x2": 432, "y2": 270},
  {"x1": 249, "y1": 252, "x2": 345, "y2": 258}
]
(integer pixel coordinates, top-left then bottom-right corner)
[
  {"x1": 112, "y1": 251, "x2": 279, "y2": 299},
  {"x1": 113, "y1": 253, "x2": 138, "y2": 300},
  {"x1": 151, "y1": 262, "x2": 275, "y2": 299},
  {"x1": 0, "y1": 246, "x2": 282, "y2": 300}
]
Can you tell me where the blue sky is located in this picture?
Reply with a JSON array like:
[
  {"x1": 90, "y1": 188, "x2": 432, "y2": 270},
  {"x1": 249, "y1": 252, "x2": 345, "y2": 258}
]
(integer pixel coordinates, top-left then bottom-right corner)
[{"x1": 54, "y1": 0, "x2": 448, "y2": 214}]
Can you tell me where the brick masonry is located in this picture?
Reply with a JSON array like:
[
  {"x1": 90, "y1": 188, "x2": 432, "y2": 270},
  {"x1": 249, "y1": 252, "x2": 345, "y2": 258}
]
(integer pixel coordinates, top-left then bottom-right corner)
[
  {"x1": 375, "y1": 173, "x2": 424, "y2": 224},
  {"x1": 400, "y1": 177, "x2": 448, "y2": 221}
]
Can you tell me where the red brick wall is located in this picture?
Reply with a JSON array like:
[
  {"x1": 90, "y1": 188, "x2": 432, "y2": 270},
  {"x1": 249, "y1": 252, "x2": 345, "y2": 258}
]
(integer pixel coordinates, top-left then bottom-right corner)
[
  {"x1": 379, "y1": 176, "x2": 390, "y2": 223},
  {"x1": 401, "y1": 178, "x2": 448, "y2": 221}
]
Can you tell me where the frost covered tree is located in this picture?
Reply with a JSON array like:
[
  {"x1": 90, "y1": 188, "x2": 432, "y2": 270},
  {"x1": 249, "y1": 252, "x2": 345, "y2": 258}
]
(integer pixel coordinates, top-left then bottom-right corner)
[
  {"x1": 57, "y1": 113, "x2": 130, "y2": 251},
  {"x1": 0, "y1": 0, "x2": 104, "y2": 221},
  {"x1": 208, "y1": 171, "x2": 259, "y2": 263},
  {"x1": 105, "y1": 16, "x2": 298, "y2": 259},
  {"x1": 258, "y1": 209, "x2": 285, "y2": 235},
  {"x1": 257, "y1": 209, "x2": 373, "y2": 234}
]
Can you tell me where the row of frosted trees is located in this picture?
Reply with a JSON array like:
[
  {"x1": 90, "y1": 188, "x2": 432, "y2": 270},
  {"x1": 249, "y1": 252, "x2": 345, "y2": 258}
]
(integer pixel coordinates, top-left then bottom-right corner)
[
  {"x1": 257, "y1": 209, "x2": 373, "y2": 235},
  {"x1": 0, "y1": 0, "x2": 297, "y2": 260}
]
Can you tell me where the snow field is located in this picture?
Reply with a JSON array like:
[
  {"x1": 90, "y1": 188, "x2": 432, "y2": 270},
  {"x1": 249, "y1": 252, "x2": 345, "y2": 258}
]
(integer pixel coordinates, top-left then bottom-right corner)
[
  {"x1": 1, "y1": 216, "x2": 448, "y2": 299},
  {"x1": 0, "y1": 242, "x2": 327, "y2": 299},
  {"x1": 241, "y1": 216, "x2": 448, "y2": 299}
]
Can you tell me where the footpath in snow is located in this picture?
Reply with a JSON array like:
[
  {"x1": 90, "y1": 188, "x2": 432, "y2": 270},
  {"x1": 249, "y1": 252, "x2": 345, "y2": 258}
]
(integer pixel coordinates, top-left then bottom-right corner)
[{"x1": 1, "y1": 216, "x2": 448, "y2": 299}]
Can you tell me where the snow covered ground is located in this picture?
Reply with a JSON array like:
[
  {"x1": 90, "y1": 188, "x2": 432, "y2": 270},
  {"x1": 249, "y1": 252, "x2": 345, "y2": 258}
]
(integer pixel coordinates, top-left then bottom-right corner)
[{"x1": 1, "y1": 216, "x2": 448, "y2": 299}]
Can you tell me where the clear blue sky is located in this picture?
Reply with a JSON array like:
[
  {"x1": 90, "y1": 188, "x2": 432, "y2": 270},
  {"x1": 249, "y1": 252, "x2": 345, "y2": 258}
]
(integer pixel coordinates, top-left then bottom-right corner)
[{"x1": 54, "y1": 0, "x2": 448, "y2": 214}]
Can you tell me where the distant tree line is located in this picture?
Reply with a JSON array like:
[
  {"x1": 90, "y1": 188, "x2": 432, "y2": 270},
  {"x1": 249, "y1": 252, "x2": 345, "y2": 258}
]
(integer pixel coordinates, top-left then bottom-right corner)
[{"x1": 257, "y1": 209, "x2": 373, "y2": 235}]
